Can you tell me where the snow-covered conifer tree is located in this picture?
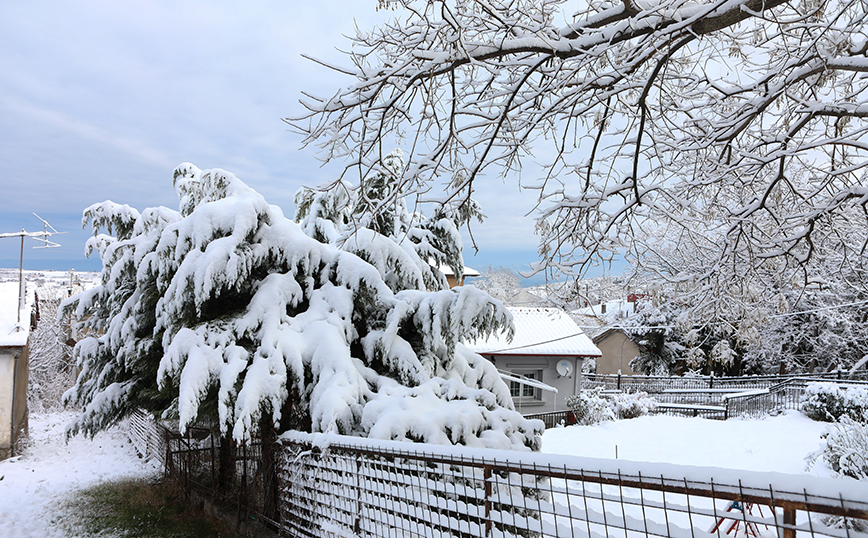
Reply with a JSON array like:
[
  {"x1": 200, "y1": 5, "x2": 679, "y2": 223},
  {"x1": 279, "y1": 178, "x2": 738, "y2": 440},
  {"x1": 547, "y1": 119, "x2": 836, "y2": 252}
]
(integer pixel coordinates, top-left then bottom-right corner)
[
  {"x1": 62, "y1": 163, "x2": 541, "y2": 451},
  {"x1": 295, "y1": 149, "x2": 483, "y2": 293}
]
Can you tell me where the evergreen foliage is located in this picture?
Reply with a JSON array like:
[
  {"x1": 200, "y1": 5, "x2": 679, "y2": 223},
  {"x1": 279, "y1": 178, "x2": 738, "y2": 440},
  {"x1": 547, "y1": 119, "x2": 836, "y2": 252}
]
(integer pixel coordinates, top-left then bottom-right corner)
[
  {"x1": 62, "y1": 163, "x2": 541, "y2": 451},
  {"x1": 565, "y1": 388, "x2": 614, "y2": 425},
  {"x1": 295, "y1": 149, "x2": 484, "y2": 293}
]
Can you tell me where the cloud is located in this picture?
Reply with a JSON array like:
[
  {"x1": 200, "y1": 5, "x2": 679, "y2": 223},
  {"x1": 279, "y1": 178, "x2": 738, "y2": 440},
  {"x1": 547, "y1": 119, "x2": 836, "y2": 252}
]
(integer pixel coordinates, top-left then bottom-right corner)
[
  {"x1": 0, "y1": 1, "x2": 549, "y2": 275},
  {"x1": 0, "y1": 95, "x2": 177, "y2": 170}
]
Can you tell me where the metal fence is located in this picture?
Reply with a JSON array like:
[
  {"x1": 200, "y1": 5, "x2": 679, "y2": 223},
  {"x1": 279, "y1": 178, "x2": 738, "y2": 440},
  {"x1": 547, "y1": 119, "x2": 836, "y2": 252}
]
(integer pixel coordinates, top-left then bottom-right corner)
[
  {"x1": 128, "y1": 410, "x2": 278, "y2": 531},
  {"x1": 583, "y1": 372, "x2": 868, "y2": 394},
  {"x1": 126, "y1": 377, "x2": 868, "y2": 538},
  {"x1": 525, "y1": 377, "x2": 868, "y2": 427},
  {"x1": 279, "y1": 431, "x2": 868, "y2": 538},
  {"x1": 128, "y1": 409, "x2": 167, "y2": 464},
  {"x1": 128, "y1": 411, "x2": 868, "y2": 538}
]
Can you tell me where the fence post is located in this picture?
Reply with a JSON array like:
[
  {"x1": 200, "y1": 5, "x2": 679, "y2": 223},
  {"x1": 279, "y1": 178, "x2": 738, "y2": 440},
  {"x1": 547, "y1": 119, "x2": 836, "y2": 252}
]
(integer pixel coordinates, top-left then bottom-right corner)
[
  {"x1": 783, "y1": 503, "x2": 796, "y2": 538},
  {"x1": 355, "y1": 457, "x2": 362, "y2": 536},
  {"x1": 709, "y1": 374, "x2": 714, "y2": 389},
  {"x1": 617, "y1": 373, "x2": 622, "y2": 391},
  {"x1": 484, "y1": 465, "x2": 493, "y2": 538}
]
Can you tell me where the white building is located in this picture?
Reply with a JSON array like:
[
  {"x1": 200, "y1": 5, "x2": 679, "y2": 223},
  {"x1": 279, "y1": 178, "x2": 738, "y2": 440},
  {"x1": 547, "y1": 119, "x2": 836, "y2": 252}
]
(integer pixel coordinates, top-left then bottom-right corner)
[
  {"x1": 466, "y1": 307, "x2": 602, "y2": 412},
  {"x1": 0, "y1": 281, "x2": 33, "y2": 459}
]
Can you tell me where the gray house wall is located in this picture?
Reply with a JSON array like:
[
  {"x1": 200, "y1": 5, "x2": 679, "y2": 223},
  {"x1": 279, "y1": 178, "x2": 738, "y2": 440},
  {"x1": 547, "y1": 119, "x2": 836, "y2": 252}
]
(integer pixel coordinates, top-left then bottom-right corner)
[
  {"x1": 593, "y1": 330, "x2": 640, "y2": 375},
  {"x1": 485, "y1": 354, "x2": 585, "y2": 412}
]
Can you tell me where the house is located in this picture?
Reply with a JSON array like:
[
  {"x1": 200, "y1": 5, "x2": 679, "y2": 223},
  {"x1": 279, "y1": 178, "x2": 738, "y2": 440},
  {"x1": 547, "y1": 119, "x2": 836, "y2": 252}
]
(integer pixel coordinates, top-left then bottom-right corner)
[
  {"x1": 572, "y1": 297, "x2": 635, "y2": 318},
  {"x1": 592, "y1": 328, "x2": 641, "y2": 375},
  {"x1": 571, "y1": 298, "x2": 642, "y2": 375},
  {"x1": 0, "y1": 281, "x2": 34, "y2": 460},
  {"x1": 439, "y1": 264, "x2": 480, "y2": 288},
  {"x1": 465, "y1": 307, "x2": 602, "y2": 412}
]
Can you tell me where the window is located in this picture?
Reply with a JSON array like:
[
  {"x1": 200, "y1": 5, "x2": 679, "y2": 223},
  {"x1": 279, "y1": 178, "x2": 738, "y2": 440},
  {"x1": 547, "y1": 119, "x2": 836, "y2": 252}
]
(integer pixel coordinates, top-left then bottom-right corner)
[{"x1": 509, "y1": 370, "x2": 543, "y2": 400}]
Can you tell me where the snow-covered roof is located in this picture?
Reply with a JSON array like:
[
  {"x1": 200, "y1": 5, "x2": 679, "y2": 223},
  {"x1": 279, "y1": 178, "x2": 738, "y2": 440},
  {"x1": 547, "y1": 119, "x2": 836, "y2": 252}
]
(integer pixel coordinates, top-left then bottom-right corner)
[
  {"x1": 568, "y1": 313, "x2": 607, "y2": 339},
  {"x1": 0, "y1": 281, "x2": 32, "y2": 347},
  {"x1": 504, "y1": 289, "x2": 545, "y2": 307},
  {"x1": 438, "y1": 264, "x2": 480, "y2": 277},
  {"x1": 571, "y1": 298, "x2": 635, "y2": 318},
  {"x1": 466, "y1": 307, "x2": 601, "y2": 357}
]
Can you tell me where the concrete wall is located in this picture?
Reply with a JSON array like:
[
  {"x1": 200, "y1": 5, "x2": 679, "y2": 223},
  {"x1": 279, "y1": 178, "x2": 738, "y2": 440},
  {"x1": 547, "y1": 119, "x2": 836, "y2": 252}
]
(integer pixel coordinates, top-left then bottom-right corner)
[
  {"x1": 593, "y1": 331, "x2": 639, "y2": 375},
  {"x1": 486, "y1": 354, "x2": 585, "y2": 412},
  {"x1": 0, "y1": 346, "x2": 29, "y2": 460}
]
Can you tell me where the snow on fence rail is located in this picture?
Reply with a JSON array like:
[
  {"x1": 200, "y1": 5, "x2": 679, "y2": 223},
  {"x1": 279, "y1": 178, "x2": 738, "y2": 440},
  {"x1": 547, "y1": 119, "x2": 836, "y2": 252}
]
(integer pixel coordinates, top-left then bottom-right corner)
[{"x1": 279, "y1": 431, "x2": 868, "y2": 538}]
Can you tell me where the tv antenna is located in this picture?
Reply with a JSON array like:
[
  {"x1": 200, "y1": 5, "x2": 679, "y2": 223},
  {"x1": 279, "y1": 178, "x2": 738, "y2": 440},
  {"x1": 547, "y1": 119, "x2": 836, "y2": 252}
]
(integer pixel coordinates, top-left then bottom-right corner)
[{"x1": 0, "y1": 213, "x2": 66, "y2": 329}]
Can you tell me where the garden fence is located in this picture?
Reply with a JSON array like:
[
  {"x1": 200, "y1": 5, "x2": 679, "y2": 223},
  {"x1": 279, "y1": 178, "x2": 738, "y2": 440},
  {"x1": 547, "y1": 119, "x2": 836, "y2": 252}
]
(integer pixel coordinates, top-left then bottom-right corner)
[
  {"x1": 583, "y1": 372, "x2": 868, "y2": 395},
  {"x1": 125, "y1": 371, "x2": 868, "y2": 538},
  {"x1": 279, "y1": 431, "x2": 868, "y2": 538},
  {"x1": 128, "y1": 409, "x2": 167, "y2": 464},
  {"x1": 128, "y1": 410, "x2": 278, "y2": 531}
]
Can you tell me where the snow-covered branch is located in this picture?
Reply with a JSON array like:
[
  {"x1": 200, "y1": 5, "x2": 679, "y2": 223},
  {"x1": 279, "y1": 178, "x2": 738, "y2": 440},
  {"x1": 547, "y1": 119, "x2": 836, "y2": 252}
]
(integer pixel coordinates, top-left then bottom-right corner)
[{"x1": 293, "y1": 0, "x2": 868, "y2": 325}]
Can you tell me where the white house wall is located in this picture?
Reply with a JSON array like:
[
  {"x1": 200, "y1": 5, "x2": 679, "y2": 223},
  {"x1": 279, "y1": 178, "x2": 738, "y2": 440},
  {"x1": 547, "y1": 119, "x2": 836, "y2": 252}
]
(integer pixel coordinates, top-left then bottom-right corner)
[
  {"x1": 0, "y1": 351, "x2": 15, "y2": 455},
  {"x1": 494, "y1": 354, "x2": 584, "y2": 412}
]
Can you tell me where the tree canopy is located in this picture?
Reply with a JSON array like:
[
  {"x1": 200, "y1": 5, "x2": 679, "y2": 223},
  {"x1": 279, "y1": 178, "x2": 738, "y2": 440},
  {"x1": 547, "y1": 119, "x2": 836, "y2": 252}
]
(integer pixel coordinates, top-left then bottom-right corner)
[
  {"x1": 62, "y1": 163, "x2": 541, "y2": 451},
  {"x1": 293, "y1": 0, "x2": 868, "y2": 324}
]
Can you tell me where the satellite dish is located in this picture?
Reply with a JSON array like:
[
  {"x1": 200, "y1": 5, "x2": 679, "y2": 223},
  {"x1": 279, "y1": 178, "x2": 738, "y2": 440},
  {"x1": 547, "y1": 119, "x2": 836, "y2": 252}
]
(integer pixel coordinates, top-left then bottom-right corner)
[{"x1": 556, "y1": 360, "x2": 573, "y2": 377}]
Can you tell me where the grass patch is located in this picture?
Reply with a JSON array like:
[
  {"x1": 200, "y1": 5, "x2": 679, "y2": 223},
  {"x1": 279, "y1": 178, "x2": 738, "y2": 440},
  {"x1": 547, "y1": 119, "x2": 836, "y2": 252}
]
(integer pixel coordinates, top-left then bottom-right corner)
[{"x1": 62, "y1": 476, "x2": 244, "y2": 537}]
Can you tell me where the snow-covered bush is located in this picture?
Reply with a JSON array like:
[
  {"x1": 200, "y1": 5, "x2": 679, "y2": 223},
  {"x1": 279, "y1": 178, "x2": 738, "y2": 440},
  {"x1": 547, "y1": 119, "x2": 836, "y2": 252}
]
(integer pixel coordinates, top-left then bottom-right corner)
[
  {"x1": 28, "y1": 290, "x2": 77, "y2": 413},
  {"x1": 805, "y1": 406, "x2": 868, "y2": 532},
  {"x1": 62, "y1": 163, "x2": 542, "y2": 451},
  {"x1": 800, "y1": 383, "x2": 868, "y2": 423},
  {"x1": 608, "y1": 391, "x2": 658, "y2": 420},
  {"x1": 565, "y1": 388, "x2": 614, "y2": 425},
  {"x1": 813, "y1": 415, "x2": 868, "y2": 481}
]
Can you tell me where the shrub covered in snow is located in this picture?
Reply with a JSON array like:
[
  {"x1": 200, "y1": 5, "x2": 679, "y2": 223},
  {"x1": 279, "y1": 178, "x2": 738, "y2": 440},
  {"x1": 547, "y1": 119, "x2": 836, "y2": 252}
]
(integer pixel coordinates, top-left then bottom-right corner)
[
  {"x1": 608, "y1": 391, "x2": 658, "y2": 420},
  {"x1": 62, "y1": 162, "x2": 543, "y2": 451},
  {"x1": 807, "y1": 411, "x2": 868, "y2": 485},
  {"x1": 816, "y1": 415, "x2": 868, "y2": 480},
  {"x1": 29, "y1": 291, "x2": 77, "y2": 413},
  {"x1": 565, "y1": 388, "x2": 615, "y2": 425},
  {"x1": 800, "y1": 383, "x2": 868, "y2": 423}
]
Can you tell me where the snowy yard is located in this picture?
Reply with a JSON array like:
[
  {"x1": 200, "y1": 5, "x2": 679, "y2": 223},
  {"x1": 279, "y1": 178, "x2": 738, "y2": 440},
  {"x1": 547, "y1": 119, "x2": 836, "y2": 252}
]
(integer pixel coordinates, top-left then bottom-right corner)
[
  {"x1": 0, "y1": 412, "x2": 158, "y2": 538},
  {"x1": 541, "y1": 411, "x2": 834, "y2": 477},
  {"x1": 0, "y1": 410, "x2": 843, "y2": 537}
]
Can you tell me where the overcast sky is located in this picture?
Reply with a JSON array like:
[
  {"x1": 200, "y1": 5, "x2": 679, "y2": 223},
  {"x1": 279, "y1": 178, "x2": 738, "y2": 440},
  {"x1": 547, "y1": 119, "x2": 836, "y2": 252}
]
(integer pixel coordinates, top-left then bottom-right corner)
[{"x1": 0, "y1": 1, "x2": 613, "y2": 284}]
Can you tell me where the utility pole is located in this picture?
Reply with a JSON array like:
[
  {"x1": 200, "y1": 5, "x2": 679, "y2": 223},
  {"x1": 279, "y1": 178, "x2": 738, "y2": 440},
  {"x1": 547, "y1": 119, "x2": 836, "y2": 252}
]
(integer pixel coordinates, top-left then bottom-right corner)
[{"x1": 0, "y1": 214, "x2": 64, "y2": 329}]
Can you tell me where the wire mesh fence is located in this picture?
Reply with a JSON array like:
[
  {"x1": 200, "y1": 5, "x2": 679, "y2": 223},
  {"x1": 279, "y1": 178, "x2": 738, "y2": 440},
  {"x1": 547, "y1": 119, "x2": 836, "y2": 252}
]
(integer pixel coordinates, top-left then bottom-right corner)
[
  {"x1": 279, "y1": 432, "x2": 868, "y2": 538},
  {"x1": 127, "y1": 372, "x2": 868, "y2": 538}
]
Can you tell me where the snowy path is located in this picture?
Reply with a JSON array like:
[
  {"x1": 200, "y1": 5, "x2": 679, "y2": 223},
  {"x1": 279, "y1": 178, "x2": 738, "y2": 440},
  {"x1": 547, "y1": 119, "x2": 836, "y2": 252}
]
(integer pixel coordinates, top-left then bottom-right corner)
[{"x1": 0, "y1": 412, "x2": 159, "y2": 538}]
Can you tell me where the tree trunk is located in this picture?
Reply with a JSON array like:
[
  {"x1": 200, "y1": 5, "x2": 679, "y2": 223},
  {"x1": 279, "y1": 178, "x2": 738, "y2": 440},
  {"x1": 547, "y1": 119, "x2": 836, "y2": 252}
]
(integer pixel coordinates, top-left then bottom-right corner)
[
  {"x1": 259, "y1": 414, "x2": 280, "y2": 522},
  {"x1": 217, "y1": 432, "x2": 236, "y2": 492}
]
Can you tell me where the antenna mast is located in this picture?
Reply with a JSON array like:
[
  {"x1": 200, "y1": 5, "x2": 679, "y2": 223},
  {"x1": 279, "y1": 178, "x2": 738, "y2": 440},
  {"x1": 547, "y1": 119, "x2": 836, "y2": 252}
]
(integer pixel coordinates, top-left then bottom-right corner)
[{"x1": 0, "y1": 214, "x2": 65, "y2": 329}]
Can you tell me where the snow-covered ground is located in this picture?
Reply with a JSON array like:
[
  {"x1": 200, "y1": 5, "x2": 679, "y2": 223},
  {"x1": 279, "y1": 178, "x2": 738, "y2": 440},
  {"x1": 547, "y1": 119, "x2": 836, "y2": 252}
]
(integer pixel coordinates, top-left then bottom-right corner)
[
  {"x1": 541, "y1": 410, "x2": 834, "y2": 477},
  {"x1": 0, "y1": 410, "x2": 840, "y2": 537},
  {"x1": 0, "y1": 412, "x2": 158, "y2": 538}
]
